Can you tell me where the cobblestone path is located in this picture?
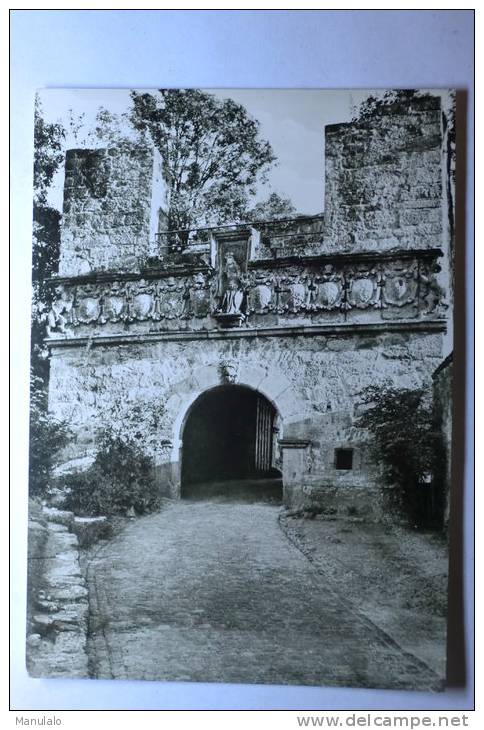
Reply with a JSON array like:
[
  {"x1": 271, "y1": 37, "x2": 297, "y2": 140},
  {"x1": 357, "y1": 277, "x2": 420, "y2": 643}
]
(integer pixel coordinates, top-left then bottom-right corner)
[{"x1": 85, "y1": 501, "x2": 440, "y2": 689}]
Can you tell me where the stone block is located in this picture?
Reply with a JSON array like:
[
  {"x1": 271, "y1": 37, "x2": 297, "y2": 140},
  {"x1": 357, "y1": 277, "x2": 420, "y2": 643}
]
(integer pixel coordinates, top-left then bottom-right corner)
[
  {"x1": 72, "y1": 516, "x2": 111, "y2": 548},
  {"x1": 273, "y1": 388, "x2": 306, "y2": 421},
  {"x1": 256, "y1": 372, "x2": 294, "y2": 402},
  {"x1": 193, "y1": 365, "x2": 221, "y2": 392},
  {"x1": 42, "y1": 507, "x2": 75, "y2": 528}
]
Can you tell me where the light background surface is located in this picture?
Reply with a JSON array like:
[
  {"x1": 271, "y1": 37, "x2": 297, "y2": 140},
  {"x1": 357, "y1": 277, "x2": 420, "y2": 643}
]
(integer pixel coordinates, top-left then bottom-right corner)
[{"x1": 10, "y1": 9, "x2": 474, "y2": 711}]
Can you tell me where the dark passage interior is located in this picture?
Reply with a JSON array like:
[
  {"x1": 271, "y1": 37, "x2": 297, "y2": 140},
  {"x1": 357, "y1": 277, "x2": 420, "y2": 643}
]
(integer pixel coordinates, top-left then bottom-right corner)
[{"x1": 181, "y1": 385, "x2": 282, "y2": 501}]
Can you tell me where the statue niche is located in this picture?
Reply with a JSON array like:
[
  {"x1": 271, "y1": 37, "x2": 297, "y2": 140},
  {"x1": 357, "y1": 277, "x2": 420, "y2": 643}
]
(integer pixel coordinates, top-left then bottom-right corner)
[
  {"x1": 215, "y1": 241, "x2": 248, "y2": 327},
  {"x1": 221, "y1": 251, "x2": 244, "y2": 315}
]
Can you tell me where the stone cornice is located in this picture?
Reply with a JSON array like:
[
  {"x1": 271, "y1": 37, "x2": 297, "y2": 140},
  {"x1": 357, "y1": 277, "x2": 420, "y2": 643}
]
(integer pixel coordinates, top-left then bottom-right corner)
[
  {"x1": 278, "y1": 439, "x2": 312, "y2": 449},
  {"x1": 46, "y1": 318, "x2": 446, "y2": 350},
  {"x1": 45, "y1": 264, "x2": 213, "y2": 287},
  {"x1": 248, "y1": 247, "x2": 443, "y2": 270},
  {"x1": 44, "y1": 247, "x2": 443, "y2": 286}
]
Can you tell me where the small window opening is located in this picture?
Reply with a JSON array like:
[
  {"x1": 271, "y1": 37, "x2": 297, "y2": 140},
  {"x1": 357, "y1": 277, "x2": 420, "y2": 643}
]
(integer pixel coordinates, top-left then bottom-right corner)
[{"x1": 335, "y1": 448, "x2": 353, "y2": 470}]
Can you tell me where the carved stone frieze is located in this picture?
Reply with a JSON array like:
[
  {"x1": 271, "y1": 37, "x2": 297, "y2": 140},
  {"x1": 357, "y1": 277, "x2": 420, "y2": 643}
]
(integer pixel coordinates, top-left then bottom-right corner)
[
  {"x1": 381, "y1": 260, "x2": 418, "y2": 308},
  {"x1": 345, "y1": 264, "x2": 382, "y2": 310},
  {"x1": 75, "y1": 284, "x2": 102, "y2": 324},
  {"x1": 46, "y1": 285, "x2": 76, "y2": 336},
  {"x1": 184, "y1": 272, "x2": 213, "y2": 318},
  {"x1": 419, "y1": 261, "x2": 447, "y2": 316},
  {"x1": 247, "y1": 274, "x2": 274, "y2": 314},
  {"x1": 45, "y1": 250, "x2": 445, "y2": 338},
  {"x1": 130, "y1": 280, "x2": 155, "y2": 321},
  {"x1": 274, "y1": 270, "x2": 311, "y2": 313},
  {"x1": 309, "y1": 265, "x2": 345, "y2": 311},
  {"x1": 100, "y1": 281, "x2": 126, "y2": 323},
  {"x1": 154, "y1": 278, "x2": 185, "y2": 320}
]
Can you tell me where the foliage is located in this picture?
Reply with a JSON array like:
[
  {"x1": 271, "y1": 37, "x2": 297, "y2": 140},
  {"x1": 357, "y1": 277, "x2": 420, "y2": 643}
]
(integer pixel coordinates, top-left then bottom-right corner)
[
  {"x1": 356, "y1": 385, "x2": 443, "y2": 525},
  {"x1": 93, "y1": 392, "x2": 167, "y2": 457},
  {"x1": 130, "y1": 89, "x2": 276, "y2": 233},
  {"x1": 30, "y1": 98, "x2": 66, "y2": 496},
  {"x1": 32, "y1": 205, "x2": 62, "y2": 285},
  {"x1": 32, "y1": 97, "x2": 66, "y2": 380},
  {"x1": 351, "y1": 89, "x2": 454, "y2": 125},
  {"x1": 33, "y1": 95, "x2": 65, "y2": 207},
  {"x1": 29, "y1": 372, "x2": 71, "y2": 498},
  {"x1": 62, "y1": 392, "x2": 165, "y2": 517},
  {"x1": 63, "y1": 429, "x2": 161, "y2": 517},
  {"x1": 32, "y1": 96, "x2": 65, "y2": 285},
  {"x1": 66, "y1": 106, "x2": 143, "y2": 149},
  {"x1": 248, "y1": 192, "x2": 297, "y2": 223},
  {"x1": 31, "y1": 205, "x2": 62, "y2": 369},
  {"x1": 352, "y1": 89, "x2": 422, "y2": 121}
]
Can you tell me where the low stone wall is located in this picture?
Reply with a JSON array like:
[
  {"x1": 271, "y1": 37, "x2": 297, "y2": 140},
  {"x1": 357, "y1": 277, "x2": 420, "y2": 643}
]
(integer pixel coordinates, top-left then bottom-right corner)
[
  {"x1": 26, "y1": 503, "x2": 89, "y2": 678},
  {"x1": 283, "y1": 480, "x2": 383, "y2": 519}
]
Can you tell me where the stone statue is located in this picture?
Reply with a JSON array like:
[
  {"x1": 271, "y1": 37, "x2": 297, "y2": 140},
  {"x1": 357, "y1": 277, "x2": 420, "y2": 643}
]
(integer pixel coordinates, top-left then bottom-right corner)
[
  {"x1": 420, "y1": 263, "x2": 446, "y2": 315},
  {"x1": 46, "y1": 286, "x2": 74, "y2": 336},
  {"x1": 219, "y1": 359, "x2": 239, "y2": 384},
  {"x1": 220, "y1": 251, "x2": 244, "y2": 315}
]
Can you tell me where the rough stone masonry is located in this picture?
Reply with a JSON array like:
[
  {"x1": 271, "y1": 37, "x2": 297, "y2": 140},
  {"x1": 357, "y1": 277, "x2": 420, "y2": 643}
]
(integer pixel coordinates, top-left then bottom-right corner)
[{"x1": 45, "y1": 92, "x2": 454, "y2": 517}]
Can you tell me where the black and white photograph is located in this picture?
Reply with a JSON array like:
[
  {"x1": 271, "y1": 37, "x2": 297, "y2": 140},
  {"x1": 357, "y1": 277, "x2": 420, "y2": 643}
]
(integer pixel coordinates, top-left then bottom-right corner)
[{"x1": 26, "y1": 87, "x2": 455, "y2": 691}]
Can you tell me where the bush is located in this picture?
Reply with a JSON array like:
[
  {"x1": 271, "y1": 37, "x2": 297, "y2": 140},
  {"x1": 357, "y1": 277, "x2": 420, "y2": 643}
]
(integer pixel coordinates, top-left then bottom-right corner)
[
  {"x1": 63, "y1": 430, "x2": 161, "y2": 516},
  {"x1": 29, "y1": 372, "x2": 71, "y2": 498},
  {"x1": 356, "y1": 385, "x2": 444, "y2": 526}
]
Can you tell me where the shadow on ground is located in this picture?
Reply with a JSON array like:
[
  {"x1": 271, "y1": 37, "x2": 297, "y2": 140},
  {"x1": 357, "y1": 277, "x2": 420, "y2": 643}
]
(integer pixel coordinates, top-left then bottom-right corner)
[{"x1": 181, "y1": 477, "x2": 282, "y2": 504}]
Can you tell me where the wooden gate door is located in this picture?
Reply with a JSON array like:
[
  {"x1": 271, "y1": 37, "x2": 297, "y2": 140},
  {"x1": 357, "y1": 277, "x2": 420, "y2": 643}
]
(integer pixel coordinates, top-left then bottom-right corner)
[{"x1": 254, "y1": 396, "x2": 274, "y2": 473}]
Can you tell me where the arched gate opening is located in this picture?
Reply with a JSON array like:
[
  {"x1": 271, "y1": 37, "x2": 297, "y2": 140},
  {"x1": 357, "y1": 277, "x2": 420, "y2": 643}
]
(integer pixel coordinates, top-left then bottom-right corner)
[{"x1": 180, "y1": 385, "x2": 282, "y2": 501}]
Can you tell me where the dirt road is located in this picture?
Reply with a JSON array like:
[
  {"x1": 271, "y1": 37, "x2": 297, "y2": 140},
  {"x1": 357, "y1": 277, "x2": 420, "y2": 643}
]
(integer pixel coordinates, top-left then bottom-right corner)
[{"x1": 85, "y1": 500, "x2": 440, "y2": 689}]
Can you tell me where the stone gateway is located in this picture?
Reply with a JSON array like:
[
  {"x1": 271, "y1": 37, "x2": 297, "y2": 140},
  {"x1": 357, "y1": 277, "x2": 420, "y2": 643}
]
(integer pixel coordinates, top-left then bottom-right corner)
[{"x1": 45, "y1": 93, "x2": 454, "y2": 518}]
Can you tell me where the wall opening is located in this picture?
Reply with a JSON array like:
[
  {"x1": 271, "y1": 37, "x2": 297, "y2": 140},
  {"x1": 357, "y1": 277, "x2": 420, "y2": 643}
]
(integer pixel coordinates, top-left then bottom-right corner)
[
  {"x1": 334, "y1": 448, "x2": 354, "y2": 470},
  {"x1": 180, "y1": 385, "x2": 282, "y2": 501}
]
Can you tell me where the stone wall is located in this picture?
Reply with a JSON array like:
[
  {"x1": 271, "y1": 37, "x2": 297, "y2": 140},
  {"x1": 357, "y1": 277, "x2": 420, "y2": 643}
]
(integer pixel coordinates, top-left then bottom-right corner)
[
  {"x1": 49, "y1": 327, "x2": 445, "y2": 515},
  {"x1": 26, "y1": 503, "x2": 89, "y2": 677},
  {"x1": 59, "y1": 147, "x2": 166, "y2": 276},
  {"x1": 324, "y1": 95, "x2": 445, "y2": 253}
]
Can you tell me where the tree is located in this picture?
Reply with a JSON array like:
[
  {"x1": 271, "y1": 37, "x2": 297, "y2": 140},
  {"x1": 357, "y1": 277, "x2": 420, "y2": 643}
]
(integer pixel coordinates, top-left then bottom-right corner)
[
  {"x1": 247, "y1": 192, "x2": 297, "y2": 223},
  {"x1": 29, "y1": 371, "x2": 71, "y2": 498},
  {"x1": 31, "y1": 96, "x2": 66, "y2": 379},
  {"x1": 66, "y1": 105, "x2": 144, "y2": 149},
  {"x1": 63, "y1": 432, "x2": 160, "y2": 517},
  {"x1": 33, "y1": 95, "x2": 65, "y2": 208},
  {"x1": 130, "y1": 89, "x2": 276, "y2": 235},
  {"x1": 356, "y1": 385, "x2": 443, "y2": 526},
  {"x1": 351, "y1": 89, "x2": 423, "y2": 121}
]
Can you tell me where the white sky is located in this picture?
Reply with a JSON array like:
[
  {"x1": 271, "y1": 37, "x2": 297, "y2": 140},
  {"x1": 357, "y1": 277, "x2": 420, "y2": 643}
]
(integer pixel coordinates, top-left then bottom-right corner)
[{"x1": 39, "y1": 88, "x2": 372, "y2": 215}]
